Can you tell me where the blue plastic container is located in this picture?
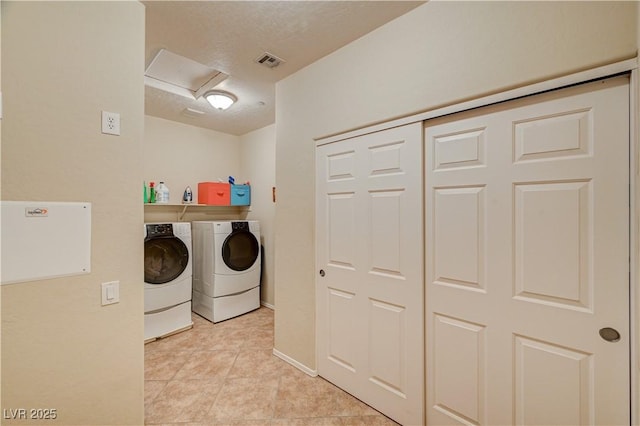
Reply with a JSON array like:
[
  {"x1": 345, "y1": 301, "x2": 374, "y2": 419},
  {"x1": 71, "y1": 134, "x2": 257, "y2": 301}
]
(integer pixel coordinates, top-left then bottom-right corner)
[{"x1": 230, "y1": 184, "x2": 251, "y2": 206}]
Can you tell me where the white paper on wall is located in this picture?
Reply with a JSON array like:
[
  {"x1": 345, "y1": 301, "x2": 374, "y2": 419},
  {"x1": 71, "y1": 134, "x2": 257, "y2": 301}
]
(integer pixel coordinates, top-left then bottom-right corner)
[{"x1": 1, "y1": 201, "x2": 91, "y2": 285}]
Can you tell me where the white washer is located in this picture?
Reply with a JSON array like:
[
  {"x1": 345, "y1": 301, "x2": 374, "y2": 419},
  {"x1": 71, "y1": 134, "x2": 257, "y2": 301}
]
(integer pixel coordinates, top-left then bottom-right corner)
[
  {"x1": 144, "y1": 222, "x2": 193, "y2": 341},
  {"x1": 192, "y1": 221, "x2": 260, "y2": 322}
]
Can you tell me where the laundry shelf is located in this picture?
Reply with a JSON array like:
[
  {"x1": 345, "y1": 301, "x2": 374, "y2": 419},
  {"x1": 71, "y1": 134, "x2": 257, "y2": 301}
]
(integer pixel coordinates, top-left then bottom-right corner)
[{"x1": 144, "y1": 203, "x2": 248, "y2": 221}]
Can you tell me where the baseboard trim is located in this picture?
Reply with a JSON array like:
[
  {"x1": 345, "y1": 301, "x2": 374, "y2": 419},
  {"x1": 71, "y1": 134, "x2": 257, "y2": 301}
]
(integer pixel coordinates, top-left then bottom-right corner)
[
  {"x1": 261, "y1": 301, "x2": 275, "y2": 310},
  {"x1": 273, "y1": 348, "x2": 318, "y2": 377}
]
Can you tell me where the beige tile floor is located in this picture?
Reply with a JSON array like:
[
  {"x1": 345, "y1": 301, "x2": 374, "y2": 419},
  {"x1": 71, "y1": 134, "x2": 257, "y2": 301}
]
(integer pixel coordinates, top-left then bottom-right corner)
[{"x1": 145, "y1": 307, "x2": 398, "y2": 425}]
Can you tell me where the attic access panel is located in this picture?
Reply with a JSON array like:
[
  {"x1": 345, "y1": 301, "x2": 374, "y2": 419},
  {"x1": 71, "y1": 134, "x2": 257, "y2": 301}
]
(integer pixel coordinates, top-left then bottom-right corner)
[{"x1": 145, "y1": 49, "x2": 227, "y2": 98}]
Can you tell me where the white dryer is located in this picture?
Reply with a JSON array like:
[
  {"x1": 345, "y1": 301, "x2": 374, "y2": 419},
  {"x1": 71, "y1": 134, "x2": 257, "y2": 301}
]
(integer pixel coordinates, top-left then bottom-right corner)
[
  {"x1": 192, "y1": 221, "x2": 260, "y2": 322},
  {"x1": 144, "y1": 222, "x2": 193, "y2": 341}
]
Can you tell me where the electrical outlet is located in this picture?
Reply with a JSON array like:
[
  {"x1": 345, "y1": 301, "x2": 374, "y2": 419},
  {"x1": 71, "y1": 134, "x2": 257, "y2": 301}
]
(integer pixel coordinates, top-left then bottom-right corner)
[{"x1": 101, "y1": 111, "x2": 121, "y2": 136}]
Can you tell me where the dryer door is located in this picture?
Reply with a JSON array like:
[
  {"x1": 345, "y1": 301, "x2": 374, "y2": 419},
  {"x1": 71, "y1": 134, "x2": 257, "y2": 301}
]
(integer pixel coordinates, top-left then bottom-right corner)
[
  {"x1": 222, "y1": 223, "x2": 259, "y2": 271},
  {"x1": 144, "y1": 236, "x2": 189, "y2": 284}
]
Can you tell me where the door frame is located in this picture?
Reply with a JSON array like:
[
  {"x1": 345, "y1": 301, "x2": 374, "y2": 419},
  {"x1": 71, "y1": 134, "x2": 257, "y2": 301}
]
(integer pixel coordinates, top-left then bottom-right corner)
[
  {"x1": 630, "y1": 66, "x2": 639, "y2": 425},
  {"x1": 316, "y1": 57, "x2": 639, "y2": 424}
]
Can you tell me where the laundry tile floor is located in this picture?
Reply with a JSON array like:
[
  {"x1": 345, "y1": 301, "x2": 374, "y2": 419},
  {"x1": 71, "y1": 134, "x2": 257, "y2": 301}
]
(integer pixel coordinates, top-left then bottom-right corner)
[{"x1": 145, "y1": 307, "x2": 398, "y2": 425}]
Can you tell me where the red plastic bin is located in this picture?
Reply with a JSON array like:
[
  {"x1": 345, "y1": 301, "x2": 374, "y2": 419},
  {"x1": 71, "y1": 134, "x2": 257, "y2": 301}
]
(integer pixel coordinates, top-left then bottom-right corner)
[{"x1": 198, "y1": 182, "x2": 230, "y2": 205}]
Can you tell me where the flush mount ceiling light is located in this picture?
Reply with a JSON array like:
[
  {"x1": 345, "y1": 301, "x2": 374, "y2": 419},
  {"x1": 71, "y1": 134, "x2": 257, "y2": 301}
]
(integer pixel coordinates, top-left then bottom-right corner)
[{"x1": 204, "y1": 90, "x2": 237, "y2": 110}]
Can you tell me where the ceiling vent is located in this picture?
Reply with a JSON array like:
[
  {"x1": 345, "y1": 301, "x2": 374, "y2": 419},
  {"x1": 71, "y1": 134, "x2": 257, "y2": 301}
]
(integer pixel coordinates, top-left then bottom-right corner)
[
  {"x1": 182, "y1": 107, "x2": 205, "y2": 118},
  {"x1": 255, "y1": 52, "x2": 285, "y2": 69}
]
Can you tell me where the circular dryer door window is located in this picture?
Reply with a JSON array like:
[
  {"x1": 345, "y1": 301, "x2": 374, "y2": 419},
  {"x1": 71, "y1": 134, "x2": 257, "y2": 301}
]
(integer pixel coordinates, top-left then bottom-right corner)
[
  {"x1": 222, "y1": 231, "x2": 259, "y2": 271},
  {"x1": 144, "y1": 237, "x2": 189, "y2": 284}
]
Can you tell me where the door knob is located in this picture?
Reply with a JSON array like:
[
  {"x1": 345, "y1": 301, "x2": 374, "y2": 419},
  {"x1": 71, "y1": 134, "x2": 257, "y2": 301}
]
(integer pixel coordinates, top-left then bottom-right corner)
[
  {"x1": 319, "y1": 269, "x2": 325, "y2": 277},
  {"x1": 599, "y1": 327, "x2": 621, "y2": 342}
]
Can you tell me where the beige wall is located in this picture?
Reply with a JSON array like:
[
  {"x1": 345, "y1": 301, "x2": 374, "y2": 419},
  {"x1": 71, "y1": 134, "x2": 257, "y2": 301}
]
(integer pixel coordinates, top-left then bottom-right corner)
[
  {"x1": 240, "y1": 124, "x2": 276, "y2": 307},
  {"x1": 274, "y1": 1, "x2": 638, "y2": 369},
  {"x1": 143, "y1": 115, "x2": 242, "y2": 206},
  {"x1": 1, "y1": 2, "x2": 145, "y2": 424},
  {"x1": 143, "y1": 115, "x2": 245, "y2": 223},
  {"x1": 0, "y1": 0, "x2": 4, "y2": 409}
]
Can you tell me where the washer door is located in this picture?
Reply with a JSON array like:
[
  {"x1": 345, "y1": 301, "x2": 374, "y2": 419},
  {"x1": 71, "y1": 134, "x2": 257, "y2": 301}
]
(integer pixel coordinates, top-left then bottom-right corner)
[
  {"x1": 144, "y1": 236, "x2": 189, "y2": 284},
  {"x1": 222, "y1": 228, "x2": 259, "y2": 272}
]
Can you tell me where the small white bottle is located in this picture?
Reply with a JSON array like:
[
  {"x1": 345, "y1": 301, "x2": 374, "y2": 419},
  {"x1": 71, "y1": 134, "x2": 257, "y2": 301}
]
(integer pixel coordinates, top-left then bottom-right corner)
[{"x1": 156, "y1": 181, "x2": 170, "y2": 203}]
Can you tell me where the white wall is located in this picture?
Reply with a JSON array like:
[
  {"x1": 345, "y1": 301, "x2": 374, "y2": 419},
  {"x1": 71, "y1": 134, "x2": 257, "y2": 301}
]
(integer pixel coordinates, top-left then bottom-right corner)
[
  {"x1": 1, "y1": 2, "x2": 145, "y2": 424},
  {"x1": 274, "y1": 1, "x2": 638, "y2": 369},
  {"x1": 240, "y1": 124, "x2": 276, "y2": 307}
]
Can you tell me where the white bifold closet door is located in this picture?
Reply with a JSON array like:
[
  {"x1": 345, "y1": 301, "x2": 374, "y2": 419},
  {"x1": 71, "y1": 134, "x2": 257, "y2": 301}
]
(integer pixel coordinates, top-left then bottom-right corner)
[
  {"x1": 316, "y1": 122, "x2": 424, "y2": 425},
  {"x1": 425, "y1": 76, "x2": 630, "y2": 425}
]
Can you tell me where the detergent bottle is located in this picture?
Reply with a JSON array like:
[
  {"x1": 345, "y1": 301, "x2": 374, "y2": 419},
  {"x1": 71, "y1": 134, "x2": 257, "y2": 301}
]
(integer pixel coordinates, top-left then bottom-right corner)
[{"x1": 156, "y1": 182, "x2": 170, "y2": 203}]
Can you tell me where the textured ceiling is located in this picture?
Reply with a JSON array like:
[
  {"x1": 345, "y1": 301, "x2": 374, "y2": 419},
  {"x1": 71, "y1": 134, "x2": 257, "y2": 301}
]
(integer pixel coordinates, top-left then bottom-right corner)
[{"x1": 144, "y1": 1, "x2": 425, "y2": 136}]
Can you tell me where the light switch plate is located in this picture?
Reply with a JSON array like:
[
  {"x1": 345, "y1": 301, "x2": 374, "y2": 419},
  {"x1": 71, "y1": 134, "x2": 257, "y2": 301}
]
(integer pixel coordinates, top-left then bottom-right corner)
[{"x1": 101, "y1": 281, "x2": 120, "y2": 306}]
